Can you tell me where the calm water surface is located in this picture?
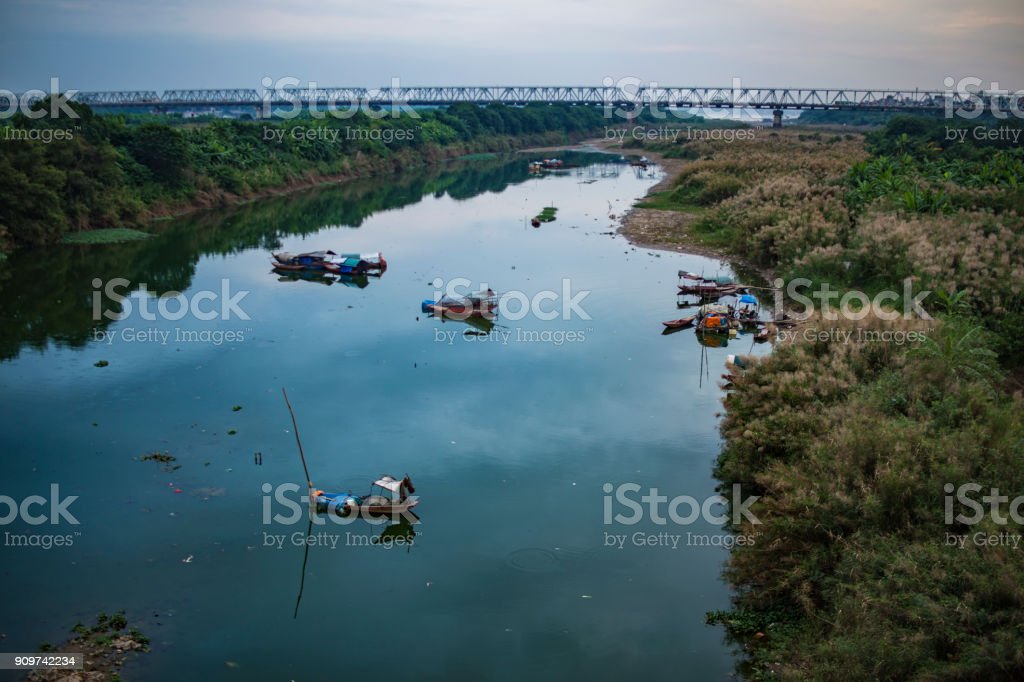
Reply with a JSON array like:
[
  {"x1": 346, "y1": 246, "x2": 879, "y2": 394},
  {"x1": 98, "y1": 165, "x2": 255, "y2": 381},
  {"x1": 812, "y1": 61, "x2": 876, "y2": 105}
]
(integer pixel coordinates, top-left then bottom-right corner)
[{"x1": 0, "y1": 154, "x2": 763, "y2": 680}]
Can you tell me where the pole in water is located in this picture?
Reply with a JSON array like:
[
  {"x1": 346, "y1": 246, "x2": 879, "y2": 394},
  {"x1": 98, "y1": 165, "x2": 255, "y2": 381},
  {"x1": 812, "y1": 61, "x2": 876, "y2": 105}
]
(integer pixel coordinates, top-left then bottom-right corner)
[{"x1": 282, "y1": 388, "x2": 314, "y2": 498}]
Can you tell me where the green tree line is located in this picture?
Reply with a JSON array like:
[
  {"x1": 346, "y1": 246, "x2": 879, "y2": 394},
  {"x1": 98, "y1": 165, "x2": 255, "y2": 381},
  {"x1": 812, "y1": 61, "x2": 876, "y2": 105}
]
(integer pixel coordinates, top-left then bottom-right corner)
[{"x1": 0, "y1": 99, "x2": 608, "y2": 254}]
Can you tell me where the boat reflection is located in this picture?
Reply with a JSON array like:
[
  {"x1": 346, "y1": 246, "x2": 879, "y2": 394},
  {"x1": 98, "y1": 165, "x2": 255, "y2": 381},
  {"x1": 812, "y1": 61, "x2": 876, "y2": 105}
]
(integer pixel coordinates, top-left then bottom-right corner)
[
  {"x1": 273, "y1": 268, "x2": 376, "y2": 289},
  {"x1": 293, "y1": 512, "x2": 422, "y2": 618}
]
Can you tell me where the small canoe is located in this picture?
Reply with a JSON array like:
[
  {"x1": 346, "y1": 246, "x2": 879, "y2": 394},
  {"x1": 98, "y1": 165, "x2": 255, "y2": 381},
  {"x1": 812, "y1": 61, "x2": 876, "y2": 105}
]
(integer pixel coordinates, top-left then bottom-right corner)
[
  {"x1": 662, "y1": 316, "x2": 696, "y2": 329},
  {"x1": 427, "y1": 303, "x2": 495, "y2": 318}
]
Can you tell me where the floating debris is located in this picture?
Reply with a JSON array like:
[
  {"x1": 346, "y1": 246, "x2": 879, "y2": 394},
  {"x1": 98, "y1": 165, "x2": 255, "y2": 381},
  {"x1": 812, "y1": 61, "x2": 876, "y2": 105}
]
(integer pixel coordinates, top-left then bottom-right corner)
[
  {"x1": 138, "y1": 452, "x2": 179, "y2": 472},
  {"x1": 94, "y1": 360, "x2": 109, "y2": 368}
]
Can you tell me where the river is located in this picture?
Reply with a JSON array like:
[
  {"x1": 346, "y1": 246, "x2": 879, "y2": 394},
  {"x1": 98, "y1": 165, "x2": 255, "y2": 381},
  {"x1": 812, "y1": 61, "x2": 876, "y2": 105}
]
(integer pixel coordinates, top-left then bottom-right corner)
[{"x1": 0, "y1": 152, "x2": 761, "y2": 680}]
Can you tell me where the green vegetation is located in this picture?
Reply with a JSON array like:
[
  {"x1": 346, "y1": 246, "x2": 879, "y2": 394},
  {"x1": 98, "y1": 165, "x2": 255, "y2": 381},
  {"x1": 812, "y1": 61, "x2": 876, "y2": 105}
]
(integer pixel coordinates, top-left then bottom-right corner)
[
  {"x1": 0, "y1": 152, "x2": 566, "y2": 361},
  {"x1": 62, "y1": 227, "x2": 152, "y2": 244},
  {"x1": 535, "y1": 206, "x2": 558, "y2": 222},
  {"x1": 634, "y1": 118, "x2": 1024, "y2": 679},
  {"x1": 0, "y1": 98, "x2": 609, "y2": 255},
  {"x1": 796, "y1": 109, "x2": 902, "y2": 126},
  {"x1": 31, "y1": 611, "x2": 148, "y2": 681}
]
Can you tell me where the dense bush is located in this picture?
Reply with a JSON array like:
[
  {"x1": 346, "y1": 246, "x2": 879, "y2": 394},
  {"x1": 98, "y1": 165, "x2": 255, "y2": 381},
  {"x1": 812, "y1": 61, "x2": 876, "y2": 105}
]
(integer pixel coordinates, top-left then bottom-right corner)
[{"x1": 649, "y1": 117, "x2": 1024, "y2": 679}]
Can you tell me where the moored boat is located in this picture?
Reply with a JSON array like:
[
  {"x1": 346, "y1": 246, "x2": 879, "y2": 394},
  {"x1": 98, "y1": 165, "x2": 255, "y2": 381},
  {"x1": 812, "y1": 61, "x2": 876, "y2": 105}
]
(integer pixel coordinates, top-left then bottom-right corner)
[
  {"x1": 313, "y1": 475, "x2": 418, "y2": 519},
  {"x1": 272, "y1": 250, "x2": 387, "y2": 274},
  {"x1": 678, "y1": 283, "x2": 739, "y2": 297},
  {"x1": 422, "y1": 289, "x2": 498, "y2": 318},
  {"x1": 662, "y1": 315, "x2": 696, "y2": 329}
]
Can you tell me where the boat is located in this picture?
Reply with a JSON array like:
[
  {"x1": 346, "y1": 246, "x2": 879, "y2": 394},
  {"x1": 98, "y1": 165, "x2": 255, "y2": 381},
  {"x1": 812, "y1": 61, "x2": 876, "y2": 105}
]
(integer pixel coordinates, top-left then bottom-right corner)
[
  {"x1": 313, "y1": 475, "x2": 419, "y2": 520},
  {"x1": 271, "y1": 250, "x2": 337, "y2": 271},
  {"x1": 336, "y1": 252, "x2": 387, "y2": 272},
  {"x1": 696, "y1": 313, "x2": 733, "y2": 335},
  {"x1": 272, "y1": 250, "x2": 387, "y2": 274},
  {"x1": 678, "y1": 283, "x2": 739, "y2": 297},
  {"x1": 422, "y1": 289, "x2": 498, "y2": 318},
  {"x1": 662, "y1": 315, "x2": 696, "y2": 329}
]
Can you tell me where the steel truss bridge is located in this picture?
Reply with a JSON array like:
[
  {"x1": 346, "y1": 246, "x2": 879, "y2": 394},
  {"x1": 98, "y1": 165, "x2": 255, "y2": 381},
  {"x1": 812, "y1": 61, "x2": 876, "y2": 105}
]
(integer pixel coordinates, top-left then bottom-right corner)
[{"x1": 6, "y1": 86, "x2": 1022, "y2": 118}]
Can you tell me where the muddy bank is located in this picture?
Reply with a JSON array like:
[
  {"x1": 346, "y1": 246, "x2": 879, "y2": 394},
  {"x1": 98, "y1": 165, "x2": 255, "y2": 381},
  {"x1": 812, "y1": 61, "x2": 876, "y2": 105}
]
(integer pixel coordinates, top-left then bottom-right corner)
[{"x1": 595, "y1": 139, "x2": 772, "y2": 280}]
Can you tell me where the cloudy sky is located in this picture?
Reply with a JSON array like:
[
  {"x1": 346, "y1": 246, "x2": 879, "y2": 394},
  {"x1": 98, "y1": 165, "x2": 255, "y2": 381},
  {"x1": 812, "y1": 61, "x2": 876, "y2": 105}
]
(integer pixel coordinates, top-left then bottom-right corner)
[{"x1": 1, "y1": 0, "x2": 1021, "y2": 92}]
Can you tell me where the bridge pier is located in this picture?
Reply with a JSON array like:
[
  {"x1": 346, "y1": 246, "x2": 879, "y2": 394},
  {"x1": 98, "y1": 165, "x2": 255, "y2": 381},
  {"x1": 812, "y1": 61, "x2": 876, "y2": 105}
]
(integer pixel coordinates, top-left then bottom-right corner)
[{"x1": 772, "y1": 110, "x2": 783, "y2": 129}]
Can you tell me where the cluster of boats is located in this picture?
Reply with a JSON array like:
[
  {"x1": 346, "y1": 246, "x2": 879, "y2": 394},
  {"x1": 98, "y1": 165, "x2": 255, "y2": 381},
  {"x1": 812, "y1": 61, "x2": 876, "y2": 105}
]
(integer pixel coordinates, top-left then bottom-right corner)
[
  {"x1": 528, "y1": 159, "x2": 568, "y2": 174},
  {"x1": 271, "y1": 250, "x2": 387, "y2": 276},
  {"x1": 664, "y1": 271, "x2": 772, "y2": 343}
]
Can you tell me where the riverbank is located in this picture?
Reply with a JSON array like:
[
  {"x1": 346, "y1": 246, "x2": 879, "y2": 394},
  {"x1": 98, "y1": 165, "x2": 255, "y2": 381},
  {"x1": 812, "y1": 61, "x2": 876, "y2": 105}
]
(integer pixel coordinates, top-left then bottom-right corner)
[
  {"x1": 623, "y1": 117, "x2": 1024, "y2": 679},
  {"x1": 603, "y1": 129, "x2": 863, "y2": 278},
  {"x1": 27, "y1": 612, "x2": 148, "y2": 682}
]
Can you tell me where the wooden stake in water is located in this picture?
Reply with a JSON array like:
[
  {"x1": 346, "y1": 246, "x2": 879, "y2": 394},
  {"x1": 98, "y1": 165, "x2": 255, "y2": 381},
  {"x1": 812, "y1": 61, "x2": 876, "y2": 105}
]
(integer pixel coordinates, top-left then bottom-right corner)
[{"x1": 282, "y1": 388, "x2": 313, "y2": 497}]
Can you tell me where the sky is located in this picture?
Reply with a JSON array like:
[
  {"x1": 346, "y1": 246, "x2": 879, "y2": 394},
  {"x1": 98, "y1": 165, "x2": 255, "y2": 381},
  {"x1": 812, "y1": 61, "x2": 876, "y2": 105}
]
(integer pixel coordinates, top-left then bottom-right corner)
[{"x1": 0, "y1": 0, "x2": 1021, "y2": 92}]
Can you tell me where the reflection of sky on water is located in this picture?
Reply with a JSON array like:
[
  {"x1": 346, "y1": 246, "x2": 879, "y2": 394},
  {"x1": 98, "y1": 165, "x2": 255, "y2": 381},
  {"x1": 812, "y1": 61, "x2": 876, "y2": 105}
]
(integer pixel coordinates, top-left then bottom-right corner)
[{"x1": 0, "y1": 158, "x2": 762, "y2": 680}]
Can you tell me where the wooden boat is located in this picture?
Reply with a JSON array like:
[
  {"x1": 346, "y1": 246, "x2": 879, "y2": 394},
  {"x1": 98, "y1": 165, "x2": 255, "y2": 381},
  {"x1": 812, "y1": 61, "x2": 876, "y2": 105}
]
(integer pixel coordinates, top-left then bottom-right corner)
[
  {"x1": 313, "y1": 475, "x2": 419, "y2": 519},
  {"x1": 427, "y1": 302, "x2": 496, "y2": 317},
  {"x1": 422, "y1": 290, "x2": 498, "y2": 318},
  {"x1": 678, "y1": 283, "x2": 739, "y2": 297},
  {"x1": 662, "y1": 315, "x2": 696, "y2": 329},
  {"x1": 697, "y1": 314, "x2": 732, "y2": 335},
  {"x1": 272, "y1": 250, "x2": 337, "y2": 271},
  {"x1": 323, "y1": 252, "x2": 386, "y2": 273}
]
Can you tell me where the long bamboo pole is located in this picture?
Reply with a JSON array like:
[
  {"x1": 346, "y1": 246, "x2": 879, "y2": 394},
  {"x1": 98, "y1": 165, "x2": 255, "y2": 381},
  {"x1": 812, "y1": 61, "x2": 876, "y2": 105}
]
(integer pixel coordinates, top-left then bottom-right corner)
[{"x1": 282, "y1": 388, "x2": 313, "y2": 495}]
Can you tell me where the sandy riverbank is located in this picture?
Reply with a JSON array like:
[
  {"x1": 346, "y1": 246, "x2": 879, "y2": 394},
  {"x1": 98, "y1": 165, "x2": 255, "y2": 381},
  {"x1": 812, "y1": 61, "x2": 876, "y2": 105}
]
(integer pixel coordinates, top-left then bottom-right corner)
[{"x1": 587, "y1": 138, "x2": 772, "y2": 280}]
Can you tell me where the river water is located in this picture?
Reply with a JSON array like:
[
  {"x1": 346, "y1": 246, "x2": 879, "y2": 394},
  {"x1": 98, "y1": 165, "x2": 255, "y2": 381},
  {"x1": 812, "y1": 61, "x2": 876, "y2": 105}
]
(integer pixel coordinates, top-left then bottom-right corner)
[{"x1": 0, "y1": 153, "x2": 760, "y2": 680}]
